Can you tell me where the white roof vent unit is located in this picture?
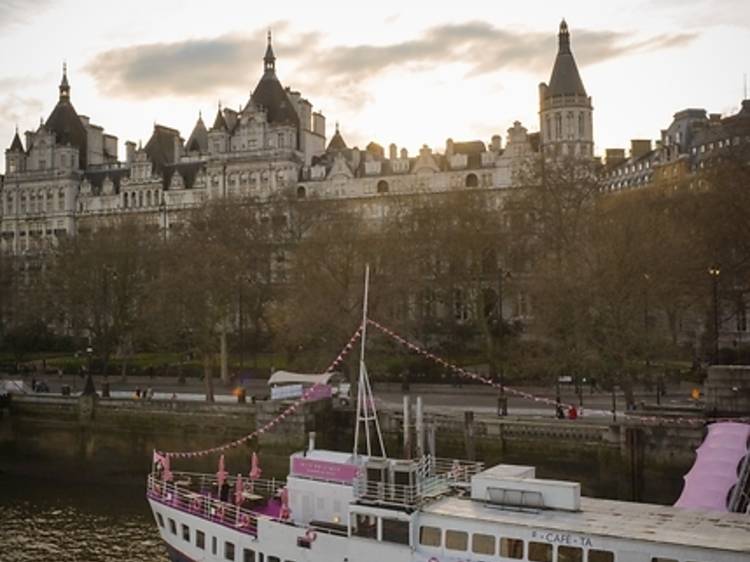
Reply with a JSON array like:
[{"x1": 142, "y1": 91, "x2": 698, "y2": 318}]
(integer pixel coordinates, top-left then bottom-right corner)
[{"x1": 471, "y1": 465, "x2": 580, "y2": 512}]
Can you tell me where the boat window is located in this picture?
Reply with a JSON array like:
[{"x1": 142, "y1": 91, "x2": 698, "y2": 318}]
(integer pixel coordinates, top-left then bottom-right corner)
[
  {"x1": 225, "y1": 541, "x2": 236, "y2": 560},
  {"x1": 196, "y1": 530, "x2": 205, "y2": 550},
  {"x1": 446, "y1": 530, "x2": 469, "y2": 551},
  {"x1": 243, "y1": 549, "x2": 255, "y2": 562},
  {"x1": 353, "y1": 513, "x2": 377, "y2": 539},
  {"x1": 382, "y1": 518, "x2": 410, "y2": 545},
  {"x1": 499, "y1": 537, "x2": 524, "y2": 559},
  {"x1": 259, "y1": 554, "x2": 264, "y2": 562},
  {"x1": 588, "y1": 550, "x2": 614, "y2": 562},
  {"x1": 471, "y1": 532, "x2": 495, "y2": 555},
  {"x1": 559, "y1": 545, "x2": 583, "y2": 562},
  {"x1": 419, "y1": 526, "x2": 441, "y2": 547},
  {"x1": 181, "y1": 524, "x2": 190, "y2": 542},
  {"x1": 168, "y1": 518, "x2": 176, "y2": 535},
  {"x1": 212, "y1": 536, "x2": 217, "y2": 555},
  {"x1": 528, "y1": 541, "x2": 553, "y2": 562},
  {"x1": 268, "y1": 557, "x2": 280, "y2": 562},
  {"x1": 156, "y1": 513, "x2": 164, "y2": 528}
]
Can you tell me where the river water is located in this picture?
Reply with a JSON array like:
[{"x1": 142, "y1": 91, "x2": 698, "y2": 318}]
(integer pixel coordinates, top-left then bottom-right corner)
[{"x1": 0, "y1": 474, "x2": 167, "y2": 562}]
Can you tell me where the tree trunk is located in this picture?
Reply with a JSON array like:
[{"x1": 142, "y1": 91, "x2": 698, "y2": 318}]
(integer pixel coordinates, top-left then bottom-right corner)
[
  {"x1": 220, "y1": 327, "x2": 229, "y2": 385},
  {"x1": 203, "y1": 351, "x2": 215, "y2": 402}
]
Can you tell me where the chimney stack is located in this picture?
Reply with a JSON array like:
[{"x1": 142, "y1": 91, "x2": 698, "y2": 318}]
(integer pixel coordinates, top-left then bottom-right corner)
[
  {"x1": 389, "y1": 143, "x2": 397, "y2": 160},
  {"x1": 446, "y1": 138, "x2": 454, "y2": 157},
  {"x1": 125, "y1": 141, "x2": 136, "y2": 164},
  {"x1": 630, "y1": 139, "x2": 652, "y2": 159}
]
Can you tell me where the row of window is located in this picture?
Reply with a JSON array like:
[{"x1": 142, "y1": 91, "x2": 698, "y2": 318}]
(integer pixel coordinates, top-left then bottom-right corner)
[
  {"x1": 122, "y1": 190, "x2": 161, "y2": 209},
  {"x1": 691, "y1": 135, "x2": 749, "y2": 155},
  {"x1": 418, "y1": 527, "x2": 708, "y2": 562},
  {"x1": 418, "y1": 526, "x2": 612, "y2": 562},
  {"x1": 4, "y1": 191, "x2": 66, "y2": 215},
  {"x1": 210, "y1": 132, "x2": 294, "y2": 154},
  {"x1": 545, "y1": 112, "x2": 588, "y2": 142},
  {"x1": 156, "y1": 511, "x2": 295, "y2": 562}
]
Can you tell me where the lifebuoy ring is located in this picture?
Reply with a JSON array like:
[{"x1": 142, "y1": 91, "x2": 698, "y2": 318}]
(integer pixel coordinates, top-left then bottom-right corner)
[
  {"x1": 237, "y1": 513, "x2": 252, "y2": 528},
  {"x1": 305, "y1": 529, "x2": 317, "y2": 542},
  {"x1": 191, "y1": 497, "x2": 201, "y2": 512}
]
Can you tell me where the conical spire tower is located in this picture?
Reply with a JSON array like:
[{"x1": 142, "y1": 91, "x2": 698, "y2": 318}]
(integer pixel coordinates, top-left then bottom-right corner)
[{"x1": 538, "y1": 19, "x2": 593, "y2": 158}]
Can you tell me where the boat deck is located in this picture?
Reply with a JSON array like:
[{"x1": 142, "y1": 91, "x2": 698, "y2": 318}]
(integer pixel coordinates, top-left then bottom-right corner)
[
  {"x1": 422, "y1": 495, "x2": 750, "y2": 554},
  {"x1": 148, "y1": 472, "x2": 287, "y2": 536}
]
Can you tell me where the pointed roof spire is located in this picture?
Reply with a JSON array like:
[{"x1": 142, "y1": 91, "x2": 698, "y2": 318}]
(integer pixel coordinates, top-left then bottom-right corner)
[
  {"x1": 59, "y1": 61, "x2": 70, "y2": 100},
  {"x1": 211, "y1": 105, "x2": 227, "y2": 131},
  {"x1": 9, "y1": 125, "x2": 24, "y2": 152},
  {"x1": 547, "y1": 19, "x2": 586, "y2": 97},
  {"x1": 264, "y1": 29, "x2": 276, "y2": 74},
  {"x1": 186, "y1": 112, "x2": 208, "y2": 153},
  {"x1": 327, "y1": 122, "x2": 348, "y2": 152},
  {"x1": 558, "y1": 19, "x2": 570, "y2": 54}
]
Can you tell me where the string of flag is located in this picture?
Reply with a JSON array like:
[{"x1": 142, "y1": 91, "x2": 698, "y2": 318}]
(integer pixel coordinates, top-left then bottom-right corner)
[
  {"x1": 366, "y1": 318, "x2": 750, "y2": 426},
  {"x1": 161, "y1": 325, "x2": 363, "y2": 459}
]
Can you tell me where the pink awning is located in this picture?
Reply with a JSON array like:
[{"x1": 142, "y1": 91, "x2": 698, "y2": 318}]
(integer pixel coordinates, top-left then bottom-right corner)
[{"x1": 674, "y1": 422, "x2": 750, "y2": 512}]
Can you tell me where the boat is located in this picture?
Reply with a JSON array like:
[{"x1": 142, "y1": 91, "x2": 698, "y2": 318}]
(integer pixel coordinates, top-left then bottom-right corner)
[{"x1": 147, "y1": 268, "x2": 750, "y2": 562}]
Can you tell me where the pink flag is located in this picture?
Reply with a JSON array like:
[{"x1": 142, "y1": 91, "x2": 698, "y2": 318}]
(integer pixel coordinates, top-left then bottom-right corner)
[
  {"x1": 235, "y1": 473, "x2": 244, "y2": 505},
  {"x1": 217, "y1": 454, "x2": 228, "y2": 489},
  {"x1": 279, "y1": 486, "x2": 291, "y2": 520},
  {"x1": 153, "y1": 450, "x2": 172, "y2": 482},
  {"x1": 250, "y1": 452, "x2": 262, "y2": 480}
]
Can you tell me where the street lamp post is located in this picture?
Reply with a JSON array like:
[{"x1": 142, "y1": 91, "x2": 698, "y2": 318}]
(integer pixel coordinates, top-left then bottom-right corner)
[
  {"x1": 709, "y1": 266, "x2": 721, "y2": 364},
  {"x1": 158, "y1": 195, "x2": 167, "y2": 242},
  {"x1": 495, "y1": 268, "x2": 511, "y2": 416},
  {"x1": 86, "y1": 346, "x2": 93, "y2": 376}
]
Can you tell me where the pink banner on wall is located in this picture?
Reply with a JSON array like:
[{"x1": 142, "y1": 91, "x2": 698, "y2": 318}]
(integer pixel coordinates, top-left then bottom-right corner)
[{"x1": 291, "y1": 457, "x2": 360, "y2": 483}]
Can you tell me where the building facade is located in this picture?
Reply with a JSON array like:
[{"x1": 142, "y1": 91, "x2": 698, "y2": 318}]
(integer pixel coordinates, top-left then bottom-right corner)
[{"x1": 3, "y1": 23, "x2": 594, "y2": 255}]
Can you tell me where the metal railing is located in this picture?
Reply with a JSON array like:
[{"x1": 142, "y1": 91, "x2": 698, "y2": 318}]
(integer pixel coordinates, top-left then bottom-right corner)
[
  {"x1": 147, "y1": 472, "x2": 286, "y2": 537},
  {"x1": 168, "y1": 471, "x2": 285, "y2": 498},
  {"x1": 353, "y1": 455, "x2": 484, "y2": 508}
]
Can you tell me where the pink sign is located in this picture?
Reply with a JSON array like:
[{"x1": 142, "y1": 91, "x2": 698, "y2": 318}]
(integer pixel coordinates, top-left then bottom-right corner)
[
  {"x1": 292, "y1": 457, "x2": 360, "y2": 483},
  {"x1": 307, "y1": 384, "x2": 333, "y2": 401}
]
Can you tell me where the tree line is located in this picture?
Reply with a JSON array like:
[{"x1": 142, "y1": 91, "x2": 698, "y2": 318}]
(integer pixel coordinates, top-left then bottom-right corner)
[{"x1": 1, "y1": 147, "x2": 748, "y2": 395}]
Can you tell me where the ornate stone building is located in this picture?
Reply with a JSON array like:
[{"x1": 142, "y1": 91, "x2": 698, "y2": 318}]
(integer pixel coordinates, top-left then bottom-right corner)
[{"x1": 1, "y1": 23, "x2": 587, "y2": 259}]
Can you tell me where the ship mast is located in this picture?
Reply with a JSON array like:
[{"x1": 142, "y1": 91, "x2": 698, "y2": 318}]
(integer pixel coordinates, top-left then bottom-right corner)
[{"x1": 353, "y1": 264, "x2": 386, "y2": 458}]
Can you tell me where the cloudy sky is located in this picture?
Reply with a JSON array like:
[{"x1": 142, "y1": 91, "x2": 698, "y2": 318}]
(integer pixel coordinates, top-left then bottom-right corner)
[{"x1": 1, "y1": 0, "x2": 748, "y2": 171}]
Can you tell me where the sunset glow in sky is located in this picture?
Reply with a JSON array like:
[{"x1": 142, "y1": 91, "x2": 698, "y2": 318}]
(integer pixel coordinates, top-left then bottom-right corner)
[{"x1": 1, "y1": 0, "x2": 749, "y2": 171}]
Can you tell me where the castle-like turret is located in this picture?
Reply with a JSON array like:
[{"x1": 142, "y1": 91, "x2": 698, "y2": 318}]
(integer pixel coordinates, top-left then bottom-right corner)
[{"x1": 539, "y1": 20, "x2": 593, "y2": 158}]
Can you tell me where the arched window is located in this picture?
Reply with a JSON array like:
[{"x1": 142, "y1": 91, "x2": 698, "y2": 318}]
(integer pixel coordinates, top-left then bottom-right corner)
[
  {"x1": 578, "y1": 113, "x2": 585, "y2": 138},
  {"x1": 377, "y1": 180, "x2": 389, "y2": 194},
  {"x1": 146, "y1": 191, "x2": 152, "y2": 207},
  {"x1": 555, "y1": 113, "x2": 562, "y2": 140},
  {"x1": 465, "y1": 173, "x2": 478, "y2": 188},
  {"x1": 297, "y1": 185, "x2": 306, "y2": 199}
]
